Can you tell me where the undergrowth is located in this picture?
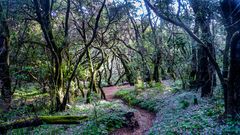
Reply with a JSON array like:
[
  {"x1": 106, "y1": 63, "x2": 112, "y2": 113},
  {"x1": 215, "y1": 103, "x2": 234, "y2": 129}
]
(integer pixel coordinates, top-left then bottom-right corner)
[
  {"x1": 115, "y1": 83, "x2": 166, "y2": 112},
  {"x1": 116, "y1": 82, "x2": 240, "y2": 134},
  {"x1": 6, "y1": 98, "x2": 132, "y2": 135}
]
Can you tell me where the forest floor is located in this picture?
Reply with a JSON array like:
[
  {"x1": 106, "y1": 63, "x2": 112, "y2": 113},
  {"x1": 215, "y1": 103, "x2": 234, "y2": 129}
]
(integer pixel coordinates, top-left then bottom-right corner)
[
  {"x1": 103, "y1": 85, "x2": 156, "y2": 135},
  {"x1": 115, "y1": 81, "x2": 240, "y2": 134},
  {"x1": 3, "y1": 80, "x2": 240, "y2": 134}
]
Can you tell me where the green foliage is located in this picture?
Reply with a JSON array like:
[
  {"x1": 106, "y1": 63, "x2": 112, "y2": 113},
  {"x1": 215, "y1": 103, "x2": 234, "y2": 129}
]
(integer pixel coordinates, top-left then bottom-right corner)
[
  {"x1": 7, "y1": 99, "x2": 130, "y2": 135},
  {"x1": 14, "y1": 84, "x2": 44, "y2": 99},
  {"x1": 115, "y1": 89, "x2": 140, "y2": 105},
  {"x1": 179, "y1": 100, "x2": 190, "y2": 109},
  {"x1": 154, "y1": 82, "x2": 164, "y2": 92},
  {"x1": 139, "y1": 98, "x2": 158, "y2": 112},
  {"x1": 222, "y1": 119, "x2": 240, "y2": 134},
  {"x1": 115, "y1": 89, "x2": 159, "y2": 112},
  {"x1": 0, "y1": 84, "x2": 51, "y2": 123},
  {"x1": 146, "y1": 81, "x2": 154, "y2": 88},
  {"x1": 135, "y1": 79, "x2": 145, "y2": 90},
  {"x1": 82, "y1": 112, "x2": 126, "y2": 135},
  {"x1": 171, "y1": 80, "x2": 182, "y2": 93}
]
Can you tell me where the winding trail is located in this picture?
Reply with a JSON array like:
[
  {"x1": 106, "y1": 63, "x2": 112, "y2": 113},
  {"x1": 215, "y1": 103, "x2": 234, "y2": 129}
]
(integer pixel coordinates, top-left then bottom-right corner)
[{"x1": 103, "y1": 85, "x2": 156, "y2": 135}]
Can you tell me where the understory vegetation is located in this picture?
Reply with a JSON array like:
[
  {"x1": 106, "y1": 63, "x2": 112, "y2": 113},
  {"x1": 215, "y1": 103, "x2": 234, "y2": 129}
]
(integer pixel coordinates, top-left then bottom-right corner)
[
  {"x1": 2, "y1": 87, "x2": 134, "y2": 135},
  {"x1": 117, "y1": 82, "x2": 240, "y2": 134}
]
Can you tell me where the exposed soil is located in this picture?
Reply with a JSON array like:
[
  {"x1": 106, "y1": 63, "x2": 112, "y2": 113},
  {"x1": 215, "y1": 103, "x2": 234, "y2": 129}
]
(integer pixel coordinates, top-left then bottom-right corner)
[{"x1": 103, "y1": 85, "x2": 156, "y2": 135}]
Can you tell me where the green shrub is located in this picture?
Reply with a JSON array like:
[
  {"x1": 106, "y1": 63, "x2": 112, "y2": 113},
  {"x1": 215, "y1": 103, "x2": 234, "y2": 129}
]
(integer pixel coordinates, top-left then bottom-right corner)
[
  {"x1": 154, "y1": 82, "x2": 164, "y2": 92},
  {"x1": 180, "y1": 100, "x2": 190, "y2": 109},
  {"x1": 115, "y1": 89, "x2": 158, "y2": 112},
  {"x1": 135, "y1": 79, "x2": 145, "y2": 90}
]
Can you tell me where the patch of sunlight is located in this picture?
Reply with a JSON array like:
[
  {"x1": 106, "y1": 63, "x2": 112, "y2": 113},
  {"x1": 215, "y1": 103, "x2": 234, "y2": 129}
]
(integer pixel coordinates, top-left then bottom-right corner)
[{"x1": 75, "y1": 104, "x2": 93, "y2": 111}]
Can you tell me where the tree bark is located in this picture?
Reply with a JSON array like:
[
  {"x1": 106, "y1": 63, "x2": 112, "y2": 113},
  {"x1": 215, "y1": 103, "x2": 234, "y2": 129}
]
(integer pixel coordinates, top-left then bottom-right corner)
[
  {"x1": 227, "y1": 31, "x2": 240, "y2": 118},
  {"x1": 189, "y1": 18, "x2": 199, "y2": 88},
  {"x1": 220, "y1": 0, "x2": 240, "y2": 117},
  {"x1": 98, "y1": 71, "x2": 106, "y2": 100},
  {"x1": 223, "y1": 31, "x2": 231, "y2": 79},
  {"x1": 0, "y1": 116, "x2": 88, "y2": 134},
  {"x1": 189, "y1": 0, "x2": 214, "y2": 97},
  {"x1": 107, "y1": 57, "x2": 114, "y2": 86},
  {"x1": 199, "y1": 21, "x2": 214, "y2": 97},
  {"x1": 146, "y1": 5, "x2": 162, "y2": 82},
  {"x1": 0, "y1": 4, "x2": 11, "y2": 111}
]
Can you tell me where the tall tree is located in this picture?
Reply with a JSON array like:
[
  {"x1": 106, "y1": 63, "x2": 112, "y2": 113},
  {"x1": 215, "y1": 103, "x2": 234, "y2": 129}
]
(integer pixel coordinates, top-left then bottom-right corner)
[
  {"x1": 189, "y1": 0, "x2": 215, "y2": 97},
  {"x1": 146, "y1": 5, "x2": 162, "y2": 82},
  {"x1": 33, "y1": 0, "x2": 70, "y2": 111},
  {"x1": 0, "y1": 3, "x2": 12, "y2": 111},
  {"x1": 189, "y1": 17, "x2": 199, "y2": 88},
  {"x1": 221, "y1": 0, "x2": 240, "y2": 118}
]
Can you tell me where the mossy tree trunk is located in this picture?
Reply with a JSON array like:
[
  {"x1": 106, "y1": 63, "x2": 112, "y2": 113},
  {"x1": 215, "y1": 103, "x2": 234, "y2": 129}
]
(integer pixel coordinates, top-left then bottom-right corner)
[
  {"x1": 0, "y1": 116, "x2": 88, "y2": 134},
  {"x1": 190, "y1": 0, "x2": 214, "y2": 97},
  {"x1": 86, "y1": 48, "x2": 96, "y2": 103},
  {"x1": 126, "y1": 2, "x2": 152, "y2": 83},
  {"x1": 107, "y1": 57, "x2": 114, "y2": 86},
  {"x1": 33, "y1": 0, "x2": 68, "y2": 112},
  {"x1": 199, "y1": 20, "x2": 214, "y2": 97},
  {"x1": 146, "y1": 4, "x2": 162, "y2": 83},
  {"x1": 119, "y1": 56, "x2": 135, "y2": 86}
]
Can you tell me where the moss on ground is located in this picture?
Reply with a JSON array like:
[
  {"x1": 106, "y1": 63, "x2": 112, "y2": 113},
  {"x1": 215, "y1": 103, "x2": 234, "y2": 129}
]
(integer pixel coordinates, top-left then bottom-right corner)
[{"x1": 6, "y1": 100, "x2": 133, "y2": 135}]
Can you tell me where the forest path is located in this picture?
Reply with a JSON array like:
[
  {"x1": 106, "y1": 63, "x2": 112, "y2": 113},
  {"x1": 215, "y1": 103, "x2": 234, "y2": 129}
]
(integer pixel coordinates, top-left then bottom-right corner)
[{"x1": 103, "y1": 85, "x2": 156, "y2": 135}]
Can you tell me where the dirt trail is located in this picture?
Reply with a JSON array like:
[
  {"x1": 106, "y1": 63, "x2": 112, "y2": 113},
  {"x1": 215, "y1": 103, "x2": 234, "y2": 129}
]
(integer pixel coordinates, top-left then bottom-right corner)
[{"x1": 103, "y1": 85, "x2": 155, "y2": 135}]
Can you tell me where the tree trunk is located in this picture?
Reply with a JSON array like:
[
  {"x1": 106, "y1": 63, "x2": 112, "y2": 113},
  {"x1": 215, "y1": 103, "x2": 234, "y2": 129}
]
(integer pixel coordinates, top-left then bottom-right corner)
[
  {"x1": 76, "y1": 77, "x2": 85, "y2": 98},
  {"x1": 107, "y1": 57, "x2": 114, "y2": 86},
  {"x1": 223, "y1": 31, "x2": 231, "y2": 79},
  {"x1": 153, "y1": 64, "x2": 160, "y2": 82},
  {"x1": 120, "y1": 58, "x2": 134, "y2": 86},
  {"x1": 220, "y1": 0, "x2": 240, "y2": 118},
  {"x1": 190, "y1": 18, "x2": 199, "y2": 88},
  {"x1": 190, "y1": 0, "x2": 214, "y2": 97},
  {"x1": 198, "y1": 47, "x2": 212, "y2": 97},
  {"x1": 86, "y1": 48, "x2": 96, "y2": 103},
  {"x1": 0, "y1": 116, "x2": 88, "y2": 134},
  {"x1": 98, "y1": 71, "x2": 106, "y2": 100},
  {"x1": 227, "y1": 32, "x2": 240, "y2": 118},
  {"x1": 199, "y1": 21, "x2": 213, "y2": 97},
  {"x1": 54, "y1": 54, "x2": 64, "y2": 112},
  {"x1": 146, "y1": 5, "x2": 162, "y2": 83},
  {"x1": 153, "y1": 50, "x2": 162, "y2": 82},
  {"x1": 0, "y1": 11, "x2": 11, "y2": 111}
]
